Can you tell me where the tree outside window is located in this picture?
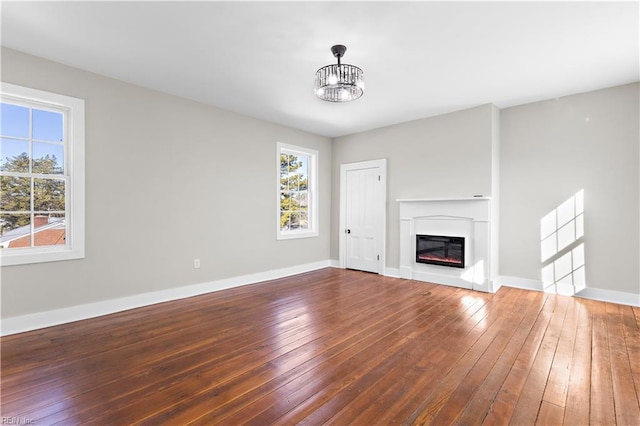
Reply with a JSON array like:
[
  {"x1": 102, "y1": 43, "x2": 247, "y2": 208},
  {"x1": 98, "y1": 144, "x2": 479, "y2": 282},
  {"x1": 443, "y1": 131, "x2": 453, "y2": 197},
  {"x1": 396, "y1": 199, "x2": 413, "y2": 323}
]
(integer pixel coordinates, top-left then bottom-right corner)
[
  {"x1": 1, "y1": 102, "x2": 67, "y2": 249},
  {"x1": 277, "y1": 143, "x2": 318, "y2": 239},
  {"x1": 0, "y1": 83, "x2": 84, "y2": 266},
  {"x1": 280, "y1": 153, "x2": 309, "y2": 231}
]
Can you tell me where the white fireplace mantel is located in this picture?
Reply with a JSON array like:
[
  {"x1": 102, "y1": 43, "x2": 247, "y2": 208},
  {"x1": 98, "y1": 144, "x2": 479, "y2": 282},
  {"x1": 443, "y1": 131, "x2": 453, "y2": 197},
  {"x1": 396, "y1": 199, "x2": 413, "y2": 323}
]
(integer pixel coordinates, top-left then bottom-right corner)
[
  {"x1": 397, "y1": 196, "x2": 491, "y2": 203},
  {"x1": 398, "y1": 197, "x2": 496, "y2": 292}
]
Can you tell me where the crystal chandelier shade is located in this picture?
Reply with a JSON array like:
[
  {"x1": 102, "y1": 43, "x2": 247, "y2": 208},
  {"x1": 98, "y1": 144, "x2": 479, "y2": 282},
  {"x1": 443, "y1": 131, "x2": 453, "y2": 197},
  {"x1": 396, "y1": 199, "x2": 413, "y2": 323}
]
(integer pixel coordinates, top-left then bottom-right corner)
[{"x1": 315, "y1": 45, "x2": 364, "y2": 102}]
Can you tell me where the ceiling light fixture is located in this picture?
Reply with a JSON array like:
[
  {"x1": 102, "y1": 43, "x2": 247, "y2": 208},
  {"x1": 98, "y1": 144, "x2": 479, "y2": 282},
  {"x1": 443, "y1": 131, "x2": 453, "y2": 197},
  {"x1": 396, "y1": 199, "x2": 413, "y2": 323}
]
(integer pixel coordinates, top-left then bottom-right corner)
[{"x1": 315, "y1": 45, "x2": 364, "y2": 102}]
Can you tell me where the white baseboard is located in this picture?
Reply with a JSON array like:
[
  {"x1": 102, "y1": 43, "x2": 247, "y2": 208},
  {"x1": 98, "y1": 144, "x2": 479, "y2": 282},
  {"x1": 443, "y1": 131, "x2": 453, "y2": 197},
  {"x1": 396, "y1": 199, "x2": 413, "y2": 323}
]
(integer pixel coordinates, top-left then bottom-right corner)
[
  {"x1": 384, "y1": 267, "x2": 401, "y2": 278},
  {"x1": 496, "y1": 275, "x2": 639, "y2": 307},
  {"x1": 575, "y1": 287, "x2": 640, "y2": 307},
  {"x1": 1, "y1": 260, "x2": 332, "y2": 336},
  {"x1": 495, "y1": 275, "x2": 543, "y2": 292},
  {"x1": 328, "y1": 261, "x2": 400, "y2": 279},
  {"x1": 411, "y1": 270, "x2": 473, "y2": 290}
]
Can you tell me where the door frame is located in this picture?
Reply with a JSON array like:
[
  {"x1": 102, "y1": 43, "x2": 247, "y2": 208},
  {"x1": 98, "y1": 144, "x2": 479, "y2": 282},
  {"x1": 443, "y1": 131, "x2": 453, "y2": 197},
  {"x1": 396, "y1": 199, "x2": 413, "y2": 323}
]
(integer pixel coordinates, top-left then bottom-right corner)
[{"x1": 339, "y1": 159, "x2": 387, "y2": 274}]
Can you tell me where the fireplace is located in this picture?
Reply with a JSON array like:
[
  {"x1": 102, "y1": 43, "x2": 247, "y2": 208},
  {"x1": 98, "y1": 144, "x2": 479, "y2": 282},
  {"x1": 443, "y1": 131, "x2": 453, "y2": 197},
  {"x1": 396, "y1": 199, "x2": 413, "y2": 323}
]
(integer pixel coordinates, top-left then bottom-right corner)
[
  {"x1": 416, "y1": 234, "x2": 465, "y2": 269},
  {"x1": 399, "y1": 197, "x2": 493, "y2": 292}
]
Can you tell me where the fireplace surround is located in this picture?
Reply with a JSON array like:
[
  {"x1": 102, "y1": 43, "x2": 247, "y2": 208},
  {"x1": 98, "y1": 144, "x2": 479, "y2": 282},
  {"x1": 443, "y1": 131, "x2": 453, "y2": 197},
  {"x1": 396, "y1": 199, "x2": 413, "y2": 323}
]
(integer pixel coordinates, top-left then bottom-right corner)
[{"x1": 398, "y1": 197, "x2": 495, "y2": 292}]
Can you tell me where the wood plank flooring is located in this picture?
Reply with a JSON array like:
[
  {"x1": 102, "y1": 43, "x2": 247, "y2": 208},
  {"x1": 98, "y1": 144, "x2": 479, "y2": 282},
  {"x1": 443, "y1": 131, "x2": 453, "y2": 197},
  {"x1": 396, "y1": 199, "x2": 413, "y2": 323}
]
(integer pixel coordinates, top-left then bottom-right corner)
[{"x1": 1, "y1": 268, "x2": 639, "y2": 425}]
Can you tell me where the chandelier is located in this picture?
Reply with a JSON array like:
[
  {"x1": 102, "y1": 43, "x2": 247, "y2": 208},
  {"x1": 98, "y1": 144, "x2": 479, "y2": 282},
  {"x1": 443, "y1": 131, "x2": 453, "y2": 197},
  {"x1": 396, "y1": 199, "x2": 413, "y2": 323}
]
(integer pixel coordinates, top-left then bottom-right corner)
[{"x1": 314, "y1": 45, "x2": 364, "y2": 102}]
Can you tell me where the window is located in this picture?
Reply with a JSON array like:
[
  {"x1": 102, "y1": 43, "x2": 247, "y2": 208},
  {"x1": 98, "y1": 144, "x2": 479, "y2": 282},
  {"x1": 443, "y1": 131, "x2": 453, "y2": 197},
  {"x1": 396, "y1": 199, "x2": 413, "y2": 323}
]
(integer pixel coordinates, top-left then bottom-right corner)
[
  {"x1": 277, "y1": 142, "x2": 318, "y2": 239},
  {"x1": 1, "y1": 83, "x2": 85, "y2": 266}
]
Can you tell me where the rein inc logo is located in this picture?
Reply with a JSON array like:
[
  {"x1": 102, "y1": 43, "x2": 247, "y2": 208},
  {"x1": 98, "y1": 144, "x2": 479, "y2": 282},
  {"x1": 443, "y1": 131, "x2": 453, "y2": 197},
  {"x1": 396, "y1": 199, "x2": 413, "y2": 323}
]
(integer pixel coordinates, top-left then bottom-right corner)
[{"x1": 1, "y1": 418, "x2": 35, "y2": 425}]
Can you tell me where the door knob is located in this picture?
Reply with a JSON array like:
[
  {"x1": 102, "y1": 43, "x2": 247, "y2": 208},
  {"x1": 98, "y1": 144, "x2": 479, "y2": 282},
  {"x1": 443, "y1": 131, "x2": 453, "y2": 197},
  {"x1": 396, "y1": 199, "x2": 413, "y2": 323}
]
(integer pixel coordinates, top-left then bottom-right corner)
[{"x1": 346, "y1": 229, "x2": 351, "y2": 234}]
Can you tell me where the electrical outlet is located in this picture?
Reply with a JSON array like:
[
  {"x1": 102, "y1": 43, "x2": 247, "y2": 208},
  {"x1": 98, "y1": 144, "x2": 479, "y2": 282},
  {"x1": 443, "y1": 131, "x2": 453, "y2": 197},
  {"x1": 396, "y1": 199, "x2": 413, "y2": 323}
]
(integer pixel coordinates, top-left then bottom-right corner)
[{"x1": 193, "y1": 259, "x2": 201, "y2": 269}]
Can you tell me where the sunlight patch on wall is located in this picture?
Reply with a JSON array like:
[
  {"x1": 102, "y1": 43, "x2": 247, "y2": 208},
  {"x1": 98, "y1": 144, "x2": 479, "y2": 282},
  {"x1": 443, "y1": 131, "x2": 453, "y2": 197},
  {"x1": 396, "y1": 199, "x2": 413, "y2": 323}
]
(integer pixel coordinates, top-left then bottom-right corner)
[{"x1": 540, "y1": 190, "x2": 585, "y2": 295}]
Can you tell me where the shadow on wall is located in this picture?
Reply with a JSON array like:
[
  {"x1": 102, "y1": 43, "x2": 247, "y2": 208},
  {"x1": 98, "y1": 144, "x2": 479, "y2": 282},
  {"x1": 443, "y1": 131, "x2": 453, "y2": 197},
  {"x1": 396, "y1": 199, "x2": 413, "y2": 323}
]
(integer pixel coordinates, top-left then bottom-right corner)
[{"x1": 540, "y1": 190, "x2": 586, "y2": 296}]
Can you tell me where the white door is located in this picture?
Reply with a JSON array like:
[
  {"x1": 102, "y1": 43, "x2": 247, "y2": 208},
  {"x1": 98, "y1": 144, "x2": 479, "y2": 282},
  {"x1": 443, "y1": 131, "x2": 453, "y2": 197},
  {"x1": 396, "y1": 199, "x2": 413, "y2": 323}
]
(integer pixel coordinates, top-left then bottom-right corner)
[{"x1": 341, "y1": 160, "x2": 386, "y2": 273}]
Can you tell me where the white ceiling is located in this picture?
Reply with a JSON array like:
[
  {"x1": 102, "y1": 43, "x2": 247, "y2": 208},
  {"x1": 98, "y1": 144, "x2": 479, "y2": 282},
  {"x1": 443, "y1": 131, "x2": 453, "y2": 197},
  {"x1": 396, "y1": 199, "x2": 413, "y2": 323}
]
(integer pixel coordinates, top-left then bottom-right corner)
[{"x1": 2, "y1": 1, "x2": 638, "y2": 138}]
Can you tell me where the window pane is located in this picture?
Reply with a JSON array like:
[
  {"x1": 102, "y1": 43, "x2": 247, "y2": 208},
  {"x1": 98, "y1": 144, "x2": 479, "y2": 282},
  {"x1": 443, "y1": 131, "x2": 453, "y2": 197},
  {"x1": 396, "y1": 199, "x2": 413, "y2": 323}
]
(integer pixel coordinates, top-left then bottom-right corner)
[
  {"x1": 286, "y1": 154, "x2": 296, "y2": 173},
  {"x1": 34, "y1": 213, "x2": 66, "y2": 247},
  {"x1": 33, "y1": 142, "x2": 64, "y2": 174},
  {"x1": 290, "y1": 175, "x2": 298, "y2": 191},
  {"x1": 34, "y1": 178, "x2": 65, "y2": 211},
  {"x1": 282, "y1": 154, "x2": 289, "y2": 172},
  {"x1": 299, "y1": 192, "x2": 309, "y2": 210},
  {"x1": 0, "y1": 213, "x2": 31, "y2": 236},
  {"x1": 1, "y1": 138, "x2": 29, "y2": 172},
  {"x1": 33, "y1": 109, "x2": 63, "y2": 142},
  {"x1": 289, "y1": 212, "x2": 300, "y2": 229},
  {"x1": 290, "y1": 155, "x2": 298, "y2": 190},
  {"x1": 298, "y1": 155, "x2": 308, "y2": 173},
  {"x1": 290, "y1": 192, "x2": 300, "y2": 211},
  {"x1": 1, "y1": 103, "x2": 29, "y2": 139},
  {"x1": 298, "y1": 176, "x2": 308, "y2": 191},
  {"x1": 0, "y1": 176, "x2": 31, "y2": 211},
  {"x1": 299, "y1": 212, "x2": 308, "y2": 230},
  {"x1": 298, "y1": 156, "x2": 308, "y2": 190},
  {"x1": 280, "y1": 211, "x2": 290, "y2": 231}
]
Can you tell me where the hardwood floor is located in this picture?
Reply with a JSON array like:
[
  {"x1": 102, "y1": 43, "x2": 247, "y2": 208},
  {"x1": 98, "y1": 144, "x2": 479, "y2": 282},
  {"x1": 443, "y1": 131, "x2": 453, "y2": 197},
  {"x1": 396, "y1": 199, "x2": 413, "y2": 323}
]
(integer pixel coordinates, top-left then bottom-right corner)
[{"x1": 1, "y1": 268, "x2": 639, "y2": 425}]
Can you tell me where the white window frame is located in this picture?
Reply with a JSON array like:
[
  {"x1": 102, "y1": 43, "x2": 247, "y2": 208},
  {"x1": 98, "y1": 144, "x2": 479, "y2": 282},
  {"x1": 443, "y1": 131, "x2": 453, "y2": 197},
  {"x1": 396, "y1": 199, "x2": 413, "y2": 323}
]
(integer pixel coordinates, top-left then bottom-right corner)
[
  {"x1": 1, "y1": 82, "x2": 85, "y2": 266},
  {"x1": 276, "y1": 142, "x2": 318, "y2": 240}
]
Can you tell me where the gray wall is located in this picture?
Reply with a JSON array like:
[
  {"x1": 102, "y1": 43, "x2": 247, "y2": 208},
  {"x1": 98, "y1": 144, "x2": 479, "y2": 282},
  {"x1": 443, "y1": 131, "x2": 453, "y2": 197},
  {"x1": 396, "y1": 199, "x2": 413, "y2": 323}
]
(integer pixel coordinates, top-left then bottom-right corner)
[
  {"x1": 330, "y1": 104, "x2": 496, "y2": 269},
  {"x1": 1, "y1": 48, "x2": 332, "y2": 318},
  {"x1": 500, "y1": 83, "x2": 639, "y2": 294},
  {"x1": 331, "y1": 83, "x2": 639, "y2": 297},
  {"x1": 2, "y1": 47, "x2": 638, "y2": 321}
]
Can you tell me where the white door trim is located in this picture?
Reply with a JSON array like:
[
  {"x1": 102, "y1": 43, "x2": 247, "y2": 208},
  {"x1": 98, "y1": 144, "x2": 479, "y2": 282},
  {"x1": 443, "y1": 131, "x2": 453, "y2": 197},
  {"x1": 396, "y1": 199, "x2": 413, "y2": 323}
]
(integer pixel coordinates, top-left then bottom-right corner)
[{"x1": 339, "y1": 159, "x2": 387, "y2": 274}]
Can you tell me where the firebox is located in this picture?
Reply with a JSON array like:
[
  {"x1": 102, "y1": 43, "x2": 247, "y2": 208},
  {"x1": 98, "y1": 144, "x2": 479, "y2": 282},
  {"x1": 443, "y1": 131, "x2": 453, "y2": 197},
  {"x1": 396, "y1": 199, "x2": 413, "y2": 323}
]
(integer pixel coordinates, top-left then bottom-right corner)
[{"x1": 416, "y1": 234, "x2": 465, "y2": 268}]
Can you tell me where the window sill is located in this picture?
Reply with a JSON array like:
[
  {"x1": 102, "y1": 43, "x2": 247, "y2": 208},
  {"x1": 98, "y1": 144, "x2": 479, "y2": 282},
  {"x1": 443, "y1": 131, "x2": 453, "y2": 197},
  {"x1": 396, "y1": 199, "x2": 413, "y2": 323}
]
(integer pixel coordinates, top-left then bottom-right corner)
[
  {"x1": 277, "y1": 231, "x2": 319, "y2": 240},
  {"x1": 0, "y1": 246, "x2": 84, "y2": 266}
]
